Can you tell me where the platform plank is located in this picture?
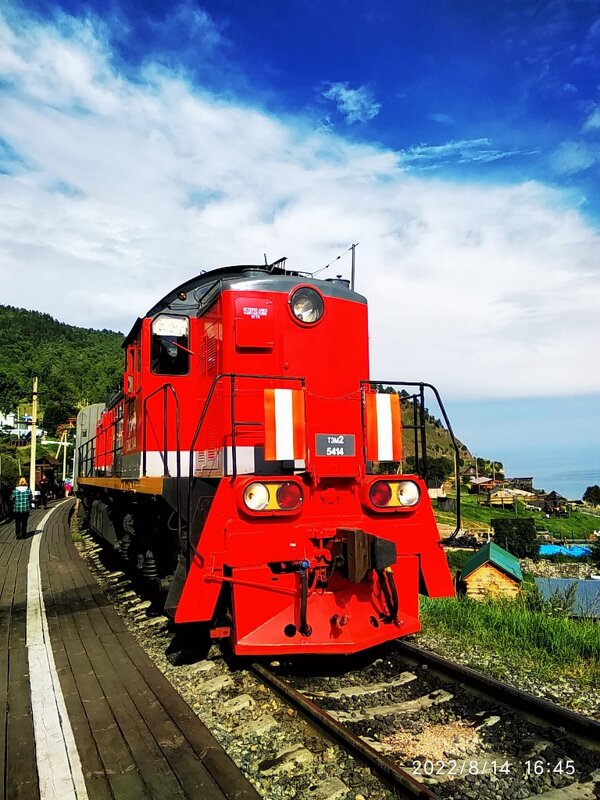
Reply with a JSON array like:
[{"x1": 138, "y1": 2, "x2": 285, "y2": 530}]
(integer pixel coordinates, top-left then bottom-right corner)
[
  {"x1": 32, "y1": 501, "x2": 260, "y2": 800},
  {"x1": 41, "y1": 509, "x2": 154, "y2": 800},
  {"x1": 56, "y1": 526, "x2": 226, "y2": 798},
  {"x1": 1, "y1": 514, "x2": 40, "y2": 800}
]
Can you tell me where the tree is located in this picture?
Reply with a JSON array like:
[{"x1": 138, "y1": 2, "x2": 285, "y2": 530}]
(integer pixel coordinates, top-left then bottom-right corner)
[
  {"x1": 491, "y1": 518, "x2": 538, "y2": 559},
  {"x1": 0, "y1": 367, "x2": 23, "y2": 414},
  {"x1": 583, "y1": 485, "x2": 600, "y2": 506},
  {"x1": 427, "y1": 456, "x2": 454, "y2": 482},
  {"x1": 0, "y1": 305, "x2": 122, "y2": 432}
]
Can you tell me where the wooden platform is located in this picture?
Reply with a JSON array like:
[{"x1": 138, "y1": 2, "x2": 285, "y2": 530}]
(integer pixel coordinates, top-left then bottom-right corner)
[{"x1": 0, "y1": 501, "x2": 261, "y2": 800}]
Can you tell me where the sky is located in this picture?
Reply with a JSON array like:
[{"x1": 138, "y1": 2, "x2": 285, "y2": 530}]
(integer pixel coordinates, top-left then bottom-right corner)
[{"x1": 1, "y1": 0, "x2": 599, "y2": 494}]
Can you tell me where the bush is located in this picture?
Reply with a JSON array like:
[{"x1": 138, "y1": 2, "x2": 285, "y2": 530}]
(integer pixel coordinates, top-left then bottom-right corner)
[
  {"x1": 491, "y1": 518, "x2": 538, "y2": 559},
  {"x1": 583, "y1": 485, "x2": 600, "y2": 505},
  {"x1": 592, "y1": 537, "x2": 600, "y2": 568}
]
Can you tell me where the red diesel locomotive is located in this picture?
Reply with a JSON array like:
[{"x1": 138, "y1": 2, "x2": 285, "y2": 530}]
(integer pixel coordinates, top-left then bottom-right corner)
[{"x1": 75, "y1": 261, "x2": 457, "y2": 655}]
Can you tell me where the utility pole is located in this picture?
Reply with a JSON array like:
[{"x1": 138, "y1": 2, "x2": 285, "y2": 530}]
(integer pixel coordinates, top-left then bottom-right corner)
[
  {"x1": 350, "y1": 242, "x2": 359, "y2": 291},
  {"x1": 29, "y1": 376, "x2": 38, "y2": 495},
  {"x1": 63, "y1": 434, "x2": 68, "y2": 482},
  {"x1": 55, "y1": 430, "x2": 71, "y2": 482}
]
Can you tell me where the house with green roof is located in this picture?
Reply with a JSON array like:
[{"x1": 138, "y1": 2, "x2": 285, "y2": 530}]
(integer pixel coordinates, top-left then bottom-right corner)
[{"x1": 459, "y1": 542, "x2": 523, "y2": 600}]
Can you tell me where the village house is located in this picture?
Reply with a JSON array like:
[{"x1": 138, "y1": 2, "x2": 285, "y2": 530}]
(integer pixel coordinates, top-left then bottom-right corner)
[
  {"x1": 506, "y1": 476, "x2": 534, "y2": 491},
  {"x1": 459, "y1": 542, "x2": 523, "y2": 600},
  {"x1": 468, "y1": 476, "x2": 501, "y2": 494},
  {"x1": 486, "y1": 486, "x2": 516, "y2": 508},
  {"x1": 544, "y1": 490, "x2": 569, "y2": 514}
]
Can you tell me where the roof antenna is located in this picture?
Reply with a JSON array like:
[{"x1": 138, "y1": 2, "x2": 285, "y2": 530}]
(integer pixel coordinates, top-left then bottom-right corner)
[
  {"x1": 267, "y1": 256, "x2": 288, "y2": 273},
  {"x1": 264, "y1": 253, "x2": 268, "y2": 266},
  {"x1": 350, "y1": 242, "x2": 358, "y2": 291}
]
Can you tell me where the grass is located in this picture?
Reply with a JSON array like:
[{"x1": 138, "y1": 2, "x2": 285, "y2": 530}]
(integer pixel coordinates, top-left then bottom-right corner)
[
  {"x1": 434, "y1": 491, "x2": 600, "y2": 539},
  {"x1": 420, "y1": 592, "x2": 600, "y2": 689},
  {"x1": 444, "y1": 548, "x2": 474, "y2": 573},
  {"x1": 70, "y1": 507, "x2": 83, "y2": 542}
]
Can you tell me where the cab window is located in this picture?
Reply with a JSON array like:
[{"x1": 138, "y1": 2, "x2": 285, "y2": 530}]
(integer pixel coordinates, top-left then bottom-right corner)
[{"x1": 151, "y1": 315, "x2": 190, "y2": 375}]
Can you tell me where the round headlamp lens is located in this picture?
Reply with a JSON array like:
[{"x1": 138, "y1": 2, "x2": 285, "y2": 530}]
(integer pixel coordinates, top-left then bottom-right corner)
[
  {"x1": 370, "y1": 480, "x2": 392, "y2": 507},
  {"x1": 290, "y1": 288, "x2": 324, "y2": 324},
  {"x1": 276, "y1": 482, "x2": 303, "y2": 510},
  {"x1": 397, "y1": 481, "x2": 420, "y2": 506},
  {"x1": 243, "y1": 482, "x2": 269, "y2": 511}
]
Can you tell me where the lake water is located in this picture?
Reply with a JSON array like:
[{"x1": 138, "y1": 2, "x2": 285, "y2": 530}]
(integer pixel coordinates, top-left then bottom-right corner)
[{"x1": 504, "y1": 463, "x2": 600, "y2": 501}]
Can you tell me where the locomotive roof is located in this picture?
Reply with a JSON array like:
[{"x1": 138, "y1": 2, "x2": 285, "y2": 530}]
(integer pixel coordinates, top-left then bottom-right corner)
[{"x1": 123, "y1": 262, "x2": 366, "y2": 346}]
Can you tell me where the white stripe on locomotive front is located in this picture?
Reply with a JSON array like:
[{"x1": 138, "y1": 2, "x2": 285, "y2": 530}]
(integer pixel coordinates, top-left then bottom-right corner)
[
  {"x1": 375, "y1": 393, "x2": 394, "y2": 462},
  {"x1": 274, "y1": 388, "x2": 295, "y2": 461}
]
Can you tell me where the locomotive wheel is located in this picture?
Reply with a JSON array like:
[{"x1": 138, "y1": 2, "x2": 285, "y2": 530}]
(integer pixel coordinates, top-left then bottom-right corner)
[{"x1": 166, "y1": 622, "x2": 211, "y2": 666}]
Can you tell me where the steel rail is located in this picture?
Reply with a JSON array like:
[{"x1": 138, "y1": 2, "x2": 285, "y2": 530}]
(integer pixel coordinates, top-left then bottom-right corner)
[
  {"x1": 250, "y1": 663, "x2": 441, "y2": 800},
  {"x1": 395, "y1": 641, "x2": 600, "y2": 744}
]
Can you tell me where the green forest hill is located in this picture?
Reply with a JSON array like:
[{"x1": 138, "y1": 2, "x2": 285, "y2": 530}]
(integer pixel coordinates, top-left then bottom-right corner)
[{"x1": 0, "y1": 305, "x2": 123, "y2": 431}]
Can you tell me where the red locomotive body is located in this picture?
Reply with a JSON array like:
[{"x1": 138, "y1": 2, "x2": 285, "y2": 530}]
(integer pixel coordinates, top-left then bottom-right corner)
[{"x1": 76, "y1": 263, "x2": 456, "y2": 656}]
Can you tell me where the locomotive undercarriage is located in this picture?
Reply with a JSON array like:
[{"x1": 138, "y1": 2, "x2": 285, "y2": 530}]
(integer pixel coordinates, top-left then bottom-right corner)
[{"x1": 78, "y1": 487, "x2": 184, "y2": 596}]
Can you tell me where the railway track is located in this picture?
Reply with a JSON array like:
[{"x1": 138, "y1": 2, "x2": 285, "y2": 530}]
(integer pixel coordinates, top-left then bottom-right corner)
[
  {"x1": 76, "y1": 525, "x2": 599, "y2": 800},
  {"x1": 263, "y1": 643, "x2": 600, "y2": 800}
]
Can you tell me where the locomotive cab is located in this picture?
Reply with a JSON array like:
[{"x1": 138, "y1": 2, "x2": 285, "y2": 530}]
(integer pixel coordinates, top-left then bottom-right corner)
[{"x1": 76, "y1": 262, "x2": 456, "y2": 656}]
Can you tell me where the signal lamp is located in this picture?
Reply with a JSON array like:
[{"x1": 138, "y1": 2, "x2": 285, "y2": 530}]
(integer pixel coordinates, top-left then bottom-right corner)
[
  {"x1": 276, "y1": 481, "x2": 303, "y2": 510},
  {"x1": 369, "y1": 480, "x2": 392, "y2": 507},
  {"x1": 397, "y1": 480, "x2": 420, "y2": 506},
  {"x1": 243, "y1": 482, "x2": 269, "y2": 511},
  {"x1": 290, "y1": 287, "x2": 324, "y2": 324}
]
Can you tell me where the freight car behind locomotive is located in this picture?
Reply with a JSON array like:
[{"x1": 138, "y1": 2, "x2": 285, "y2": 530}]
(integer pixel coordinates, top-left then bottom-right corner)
[{"x1": 75, "y1": 261, "x2": 456, "y2": 655}]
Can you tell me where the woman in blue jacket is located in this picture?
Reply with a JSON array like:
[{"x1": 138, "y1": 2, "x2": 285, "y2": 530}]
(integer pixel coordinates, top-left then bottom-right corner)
[{"x1": 11, "y1": 477, "x2": 33, "y2": 539}]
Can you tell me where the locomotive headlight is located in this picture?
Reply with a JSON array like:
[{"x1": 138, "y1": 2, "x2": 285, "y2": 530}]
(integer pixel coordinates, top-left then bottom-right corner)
[
  {"x1": 290, "y1": 287, "x2": 324, "y2": 324},
  {"x1": 243, "y1": 482, "x2": 269, "y2": 511},
  {"x1": 396, "y1": 481, "x2": 420, "y2": 507}
]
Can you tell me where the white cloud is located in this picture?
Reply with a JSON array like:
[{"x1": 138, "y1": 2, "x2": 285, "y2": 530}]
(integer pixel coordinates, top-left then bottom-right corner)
[
  {"x1": 582, "y1": 105, "x2": 600, "y2": 132},
  {"x1": 428, "y1": 112, "x2": 454, "y2": 125},
  {"x1": 550, "y1": 140, "x2": 597, "y2": 174},
  {"x1": 400, "y1": 138, "x2": 532, "y2": 168},
  {"x1": 0, "y1": 10, "x2": 599, "y2": 402},
  {"x1": 322, "y1": 82, "x2": 381, "y2": 124}
]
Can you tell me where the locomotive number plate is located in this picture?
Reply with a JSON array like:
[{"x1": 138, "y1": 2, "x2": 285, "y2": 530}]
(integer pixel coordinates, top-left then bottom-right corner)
[{"x1": 316, "y1": 434, "x2": 355, "y2": 457}]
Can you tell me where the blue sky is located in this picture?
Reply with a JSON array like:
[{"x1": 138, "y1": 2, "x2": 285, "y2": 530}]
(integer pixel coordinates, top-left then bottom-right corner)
[
  {"x1": 20, "y1": 0, "x2": 600, "y2": 200},
  {"x1": 0, "y1": 0, "x2": 599, "y2": 492}
]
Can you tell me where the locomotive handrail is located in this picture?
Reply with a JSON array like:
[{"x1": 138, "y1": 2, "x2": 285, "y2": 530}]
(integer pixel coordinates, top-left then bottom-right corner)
[
  {"x1": 141, "y1": 383, "x2": 181, "y2": 479},
  {"x1": 77, "y1": 413, "x2": 123, "y2": 480},
  {"x1": 361, "y1": 380, "x2": 461, "y2": 541},
  {"x1": 142, "y1": 383, "x2": 182, "y2": 561},
  {"x1": 186, "y1": 372, "x2": 305, "y2": 569}
]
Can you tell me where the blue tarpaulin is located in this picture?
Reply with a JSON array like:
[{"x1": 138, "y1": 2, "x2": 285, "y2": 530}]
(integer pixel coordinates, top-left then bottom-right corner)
[{"x1": 539, "y1": 544, "x2": 592, "y2": 557}]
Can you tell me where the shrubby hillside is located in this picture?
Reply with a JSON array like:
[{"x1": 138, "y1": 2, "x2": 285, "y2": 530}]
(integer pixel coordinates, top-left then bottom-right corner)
[{"x1": 0, "y1": 305, "x2": 123, "y2": 433}]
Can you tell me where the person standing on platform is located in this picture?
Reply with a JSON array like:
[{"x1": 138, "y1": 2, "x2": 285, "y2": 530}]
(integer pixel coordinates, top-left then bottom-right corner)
[
  {"x1": 39, "y1": 474, "x2": 49, "y2": 508},
  {"x1": 11, "y1": 477, "x2": 32, "y2": 540}
]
